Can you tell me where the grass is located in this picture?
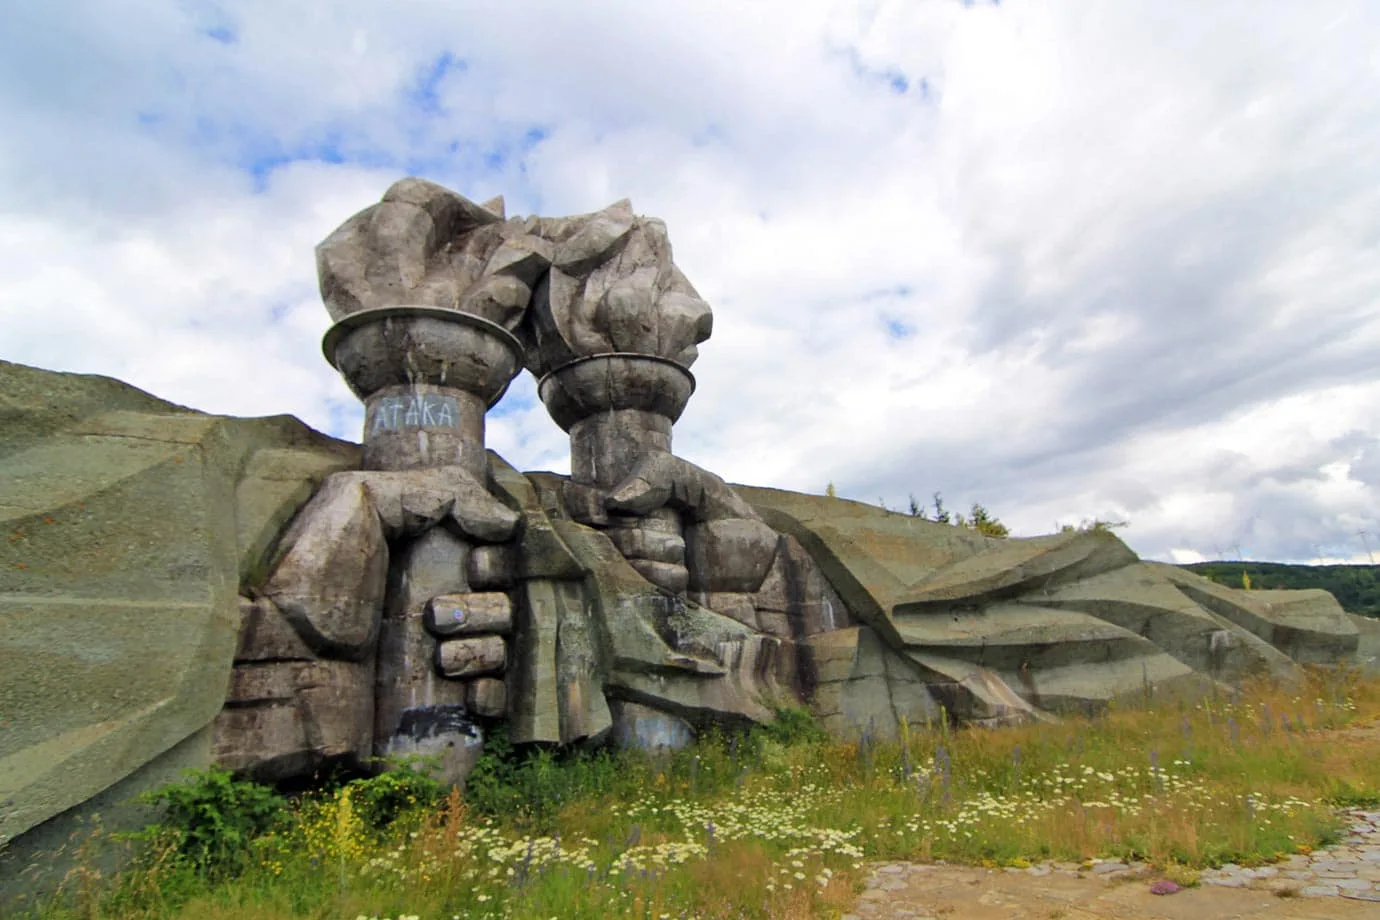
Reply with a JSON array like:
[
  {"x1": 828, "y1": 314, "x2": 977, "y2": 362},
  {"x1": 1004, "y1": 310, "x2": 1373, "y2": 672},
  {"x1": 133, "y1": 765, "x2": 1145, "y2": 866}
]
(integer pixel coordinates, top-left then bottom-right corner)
[{"x1": 13, "y1": 668, "x2": 1380, "y2": 920}]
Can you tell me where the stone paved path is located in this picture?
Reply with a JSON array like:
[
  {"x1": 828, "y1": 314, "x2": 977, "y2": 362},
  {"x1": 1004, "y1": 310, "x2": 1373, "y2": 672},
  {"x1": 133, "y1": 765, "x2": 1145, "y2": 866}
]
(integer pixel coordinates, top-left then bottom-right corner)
[
  {"x1": 844, "y1": 809, "x2": 1380, "y2": 920},
  {"x1": 1198, "y1": 809, "x2": 1380, "y2": 898}
]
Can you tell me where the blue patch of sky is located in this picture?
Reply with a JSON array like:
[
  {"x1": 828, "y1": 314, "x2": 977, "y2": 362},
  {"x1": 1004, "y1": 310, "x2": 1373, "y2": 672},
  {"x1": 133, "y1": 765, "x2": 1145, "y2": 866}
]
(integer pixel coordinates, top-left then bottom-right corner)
[
  {"x1": 184, "y1": 0, "x2": 239, "y2": 45},
  {"x1": 401, "y1": 125, "x2": 548, "y2": 198},
  {"x1": 325, "y1": 398, "x2": 364, "y2": 443},
  {"x1": 134, "y1": 46, "x2": 550, "y2": 194},
  {"x1": 477, "y1": 126, "x2": 547, "y2": 173},
  {"x1": 884, "y1": 316, "x2": 916, "y2": 339},
  {"x1": 393, "y1": 51, "x2": 550, "y2": 192},
  {"x1": 236, "y1": 131, "x2": 398, "y2": 191},
  {"x1": 408, "y1": 52, "x2": 467, "y2": 116},
  {"x1": 489, "y1": 373, "x2": 539, "y2": 420},
  {"x1": 131, "y1": 106, "x2": 399, "y2": 189},
  {"x1": 826, "y1": 43, "x2": 938, "y2": 101},
  {"x1": 831, "y1": 44, "x2": 914, "y2": 96}
]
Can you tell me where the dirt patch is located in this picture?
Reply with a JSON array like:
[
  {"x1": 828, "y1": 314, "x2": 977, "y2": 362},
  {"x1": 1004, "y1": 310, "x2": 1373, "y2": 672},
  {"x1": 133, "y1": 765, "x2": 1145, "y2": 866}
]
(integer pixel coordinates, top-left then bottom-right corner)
[{"x1": 845, "y1": 861, "x2": 1379, "y2": 919}]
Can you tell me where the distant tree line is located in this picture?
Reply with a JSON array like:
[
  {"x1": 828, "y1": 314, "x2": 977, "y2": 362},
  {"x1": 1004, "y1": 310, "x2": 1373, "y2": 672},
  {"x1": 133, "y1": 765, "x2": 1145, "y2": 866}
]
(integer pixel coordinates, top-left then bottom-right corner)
[{"x1": 1185, "y1": 562, "x2": 1380, "y2": 619}]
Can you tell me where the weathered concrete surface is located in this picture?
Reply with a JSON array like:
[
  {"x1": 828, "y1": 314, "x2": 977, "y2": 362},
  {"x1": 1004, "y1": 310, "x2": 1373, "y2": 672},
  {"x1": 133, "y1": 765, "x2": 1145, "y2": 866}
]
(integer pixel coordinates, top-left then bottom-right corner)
[
  {"x1": 211, "y1": 595, "x2": 373, "y2": 781},
  {"x1": 554, "y1": 516, "x2": 793, "y2": 732},
  {"x1": 523, "y1": 199, "x2": 712, "y2": 375},
  {"x1": 1025, "y1": 565, "x2": 1299, "y2": 683},
  {"x1": 212, "y1": 654, "x2": 373, "y2": 782},
  {"x1": 485, "y1": 453, "x2": 606, "y2": 745},
  {"x1": 0, "y1": 359, "x2": 356, "y2": 846},
  {"x1": 231, "y1": 595, "x2": 315, "y2": 662},
  {"x1": 262, "y1": 473, "x2": 389, "y2": 659},
  {"x1": 1155, "y1": 565, "x2": 1359, "y2": 665},
  {"x1": 609, "y1": 699, "x2": 696, "y2": 751},
  {"x1": 436, "y1": 635, "x2": 507, "y2": 677},
  {"x1": 316, "y1": 177, "x2": 539, "y2": 325},
  {"x1": 734, "y1": 487, "x2": 1360, "y2": 716},
  {"x1": 736, "y1": 486, "x2": 993, "y2": 639},
  {"x1": 894, "y1": 530, "x2": 1140, "y2": 612},
  {"x1": 891, "y1": 602, "x2": 1213, "y2": 713},
  {"x1": 466, "y1": 677, "x2": 507, "y2": 718},
  {"x1": 805, "y1": 627, "x2": 945, "y2": 741},
  {"x1": 236, "y1": 444, "x2": 362, "y2": 587},
  {"x1": 227, "y1": 461, "x2": 522, "y2": 782},
  {"x1": 375, "y1": 526, "x2": 471, "y2": 763},
  {"x1": 1352, "y1": 613, "x2": 1380, "y2": 674}
]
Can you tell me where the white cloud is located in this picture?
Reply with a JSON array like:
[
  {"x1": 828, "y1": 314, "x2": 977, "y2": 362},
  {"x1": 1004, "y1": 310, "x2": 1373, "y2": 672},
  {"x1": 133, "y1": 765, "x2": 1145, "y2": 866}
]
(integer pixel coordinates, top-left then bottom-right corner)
[{"x1": 2, "y1": 0, "x2": 1378, "y2": 566}]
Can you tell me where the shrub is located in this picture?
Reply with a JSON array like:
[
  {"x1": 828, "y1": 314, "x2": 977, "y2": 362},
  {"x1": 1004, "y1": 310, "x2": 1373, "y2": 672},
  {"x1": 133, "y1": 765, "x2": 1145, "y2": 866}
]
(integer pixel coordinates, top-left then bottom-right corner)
[
  {"x1": 753, "y1": 705, "x2": 830, "y2": 747},
  {"x1": 345, "y1": 759, "x2": 445, "y2": 834},
  {"x1": 137, "y1": 766, "x2": 285, "y2": 876},
  {"x1": 465, "y1": 725, "x2": 609, "y2": 824}
]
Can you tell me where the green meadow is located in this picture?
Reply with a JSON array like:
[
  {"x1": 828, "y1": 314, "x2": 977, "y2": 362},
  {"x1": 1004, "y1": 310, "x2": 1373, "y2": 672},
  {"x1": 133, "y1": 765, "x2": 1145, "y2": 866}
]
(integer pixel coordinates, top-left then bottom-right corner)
[{"x1": 13, "y1": 669, "x2": 1380, "y2": 920}]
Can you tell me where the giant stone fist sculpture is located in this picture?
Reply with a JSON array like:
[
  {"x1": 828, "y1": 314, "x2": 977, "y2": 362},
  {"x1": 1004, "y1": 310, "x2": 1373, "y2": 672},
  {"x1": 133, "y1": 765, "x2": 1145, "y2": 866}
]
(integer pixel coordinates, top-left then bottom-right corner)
[{"x1": 220, "y1": 180, "x2": 799, "y2": 784}]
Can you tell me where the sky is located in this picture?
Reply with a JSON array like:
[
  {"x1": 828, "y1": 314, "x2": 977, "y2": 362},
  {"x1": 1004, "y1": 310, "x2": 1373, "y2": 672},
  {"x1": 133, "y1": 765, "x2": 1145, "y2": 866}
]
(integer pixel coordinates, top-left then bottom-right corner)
[{"x1": 3, "y1": 0, "x2": 1379, "y2": 566}]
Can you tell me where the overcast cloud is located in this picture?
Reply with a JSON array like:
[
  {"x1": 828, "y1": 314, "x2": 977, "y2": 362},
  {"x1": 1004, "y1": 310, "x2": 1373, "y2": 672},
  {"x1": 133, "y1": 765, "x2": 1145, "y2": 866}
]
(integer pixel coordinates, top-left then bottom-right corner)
[{"x1": 3, "y1": 0, "x2": 1378, "y2": 566}]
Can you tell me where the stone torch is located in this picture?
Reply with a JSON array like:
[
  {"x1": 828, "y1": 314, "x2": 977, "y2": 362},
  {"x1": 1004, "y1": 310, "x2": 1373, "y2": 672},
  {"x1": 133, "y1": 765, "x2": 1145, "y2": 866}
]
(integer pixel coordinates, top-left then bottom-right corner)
[
  {"x1": 316, "y1": 178, "x2": 550, "y2": 779},
  {"x1": 524, "y1": 200, "x2": 779, "y2": 606}
]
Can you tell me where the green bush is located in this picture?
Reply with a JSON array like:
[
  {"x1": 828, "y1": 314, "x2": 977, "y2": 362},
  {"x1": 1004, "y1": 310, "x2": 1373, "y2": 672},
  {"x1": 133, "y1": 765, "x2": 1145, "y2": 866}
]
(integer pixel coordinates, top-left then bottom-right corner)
[
  {"x1": 138, "y1": 766, "x2": 285, "y2": 876},
  {"x1": 465, "y1": 725, "x2": 632, "y2": 826},
  {"x1": 753, "y1": 705, "x2": 830, "y2": 747},
  {"x1": 344, "y1": 759, "x2": 446, "y2": 834}
]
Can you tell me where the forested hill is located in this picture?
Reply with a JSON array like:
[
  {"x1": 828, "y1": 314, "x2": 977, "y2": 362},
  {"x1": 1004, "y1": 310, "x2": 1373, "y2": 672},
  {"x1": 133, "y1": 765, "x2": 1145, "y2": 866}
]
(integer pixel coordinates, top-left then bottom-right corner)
[{"x1": 1182, "y1": 562, "x2": 1380, "y2": 619}]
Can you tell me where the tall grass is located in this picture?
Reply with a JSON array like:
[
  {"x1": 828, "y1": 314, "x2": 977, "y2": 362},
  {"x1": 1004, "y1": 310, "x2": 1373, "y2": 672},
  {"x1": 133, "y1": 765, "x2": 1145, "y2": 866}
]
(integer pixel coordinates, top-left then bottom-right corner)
[{"x1": 16, "y1": 668, "x2": 1380, "y2": 920}]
